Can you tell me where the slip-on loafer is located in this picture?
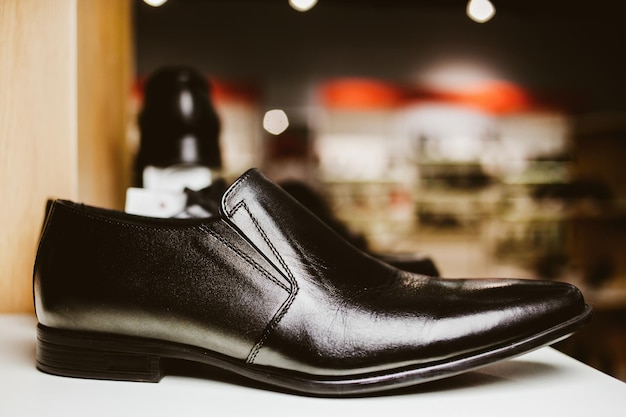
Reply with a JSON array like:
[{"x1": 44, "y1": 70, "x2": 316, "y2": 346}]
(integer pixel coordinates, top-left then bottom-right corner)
[{"x1": 34, "y1": 168, "x2": 592, "y2": 396}]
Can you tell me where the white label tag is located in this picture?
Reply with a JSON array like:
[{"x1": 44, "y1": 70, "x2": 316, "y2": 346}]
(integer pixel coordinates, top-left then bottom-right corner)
[
  {"x1": 125, "y1": 188, "x2": 187, "y2": 218},
  {"x1": 143, "y1": 165, "x2": 212, "y2": 192}
]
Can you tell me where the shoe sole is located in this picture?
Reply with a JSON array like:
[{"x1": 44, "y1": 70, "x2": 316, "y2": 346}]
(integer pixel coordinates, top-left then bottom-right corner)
[{"x1": 36, "y1": 304, "x2": 592, "y2": 396}]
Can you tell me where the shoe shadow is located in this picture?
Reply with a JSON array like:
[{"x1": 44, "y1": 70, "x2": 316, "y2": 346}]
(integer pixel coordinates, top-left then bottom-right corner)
[
  {"x1": 162, "y1": 357, "x2": 560, "y2": 398},
  {"x1": 390, "y1": 359, "x2": 560, "y2": 396}
]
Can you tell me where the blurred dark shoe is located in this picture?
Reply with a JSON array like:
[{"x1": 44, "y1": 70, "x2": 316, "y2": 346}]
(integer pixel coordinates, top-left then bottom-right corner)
[
  {"x1": 134, "y1": 66, "x2": 221, "y2": 186},
  {"x1": 35, "y1": 168, "x2": 591, "y2": 396},
  {"x1": 184, "y1": 178, "x2": 441, "y2": 276},
  {"x1": 279, "y1": 179, "x2": 441, "y2": 276}
]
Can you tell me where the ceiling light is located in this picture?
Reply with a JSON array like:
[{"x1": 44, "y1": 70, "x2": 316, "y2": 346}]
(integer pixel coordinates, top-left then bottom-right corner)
[
  {"x1": 467, "y1": 0, "x2": 496, "y2": 23},
  {"x1": 143, "y1": 0, "x2": 168, "y2": 7},
  {"x1": 289, "y1": 0, "x2": 318, "y2": 12}
]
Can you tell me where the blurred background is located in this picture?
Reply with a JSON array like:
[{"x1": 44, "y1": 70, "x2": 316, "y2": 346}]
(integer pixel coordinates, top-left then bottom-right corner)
[
  {"x1": 1, "y1": 0, "x2": 624, "y2": 383},
  {"x1": 129, "y1": 0, "x2": 626, "y2": 380}
]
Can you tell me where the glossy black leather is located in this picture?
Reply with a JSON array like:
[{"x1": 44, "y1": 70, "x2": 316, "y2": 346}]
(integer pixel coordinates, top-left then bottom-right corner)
[
  {"x1": 34, "y1": 168, "x2": 589, "y2": 379},
  {"x1": 134, "y1": 66, "x2": 221, "y2": 186}
]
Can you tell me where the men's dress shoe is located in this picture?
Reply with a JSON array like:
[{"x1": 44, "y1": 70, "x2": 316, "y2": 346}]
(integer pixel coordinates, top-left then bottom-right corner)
[{"x1": 34, "y1": 168, "x2": 592, "y2": 396}]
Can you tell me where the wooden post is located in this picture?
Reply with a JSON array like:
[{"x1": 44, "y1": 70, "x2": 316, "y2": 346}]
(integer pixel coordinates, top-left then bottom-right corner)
[{"x1": 0, "y1": 0, "x2": 132, "y2": 313}]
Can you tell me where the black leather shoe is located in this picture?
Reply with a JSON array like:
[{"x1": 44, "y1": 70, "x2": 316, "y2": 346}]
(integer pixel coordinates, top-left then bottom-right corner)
[
  {"x1": 34, "y1": 168, "x2": 591, "y2": 396},
  {"x1": 134, "y1": 66, "x2": 221, "y2": 186}
]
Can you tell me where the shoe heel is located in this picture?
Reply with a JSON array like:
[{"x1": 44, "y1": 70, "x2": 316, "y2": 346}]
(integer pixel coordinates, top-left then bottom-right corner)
[{"x1": 36, "y1": 324, "x2": 163, "y2": 382}]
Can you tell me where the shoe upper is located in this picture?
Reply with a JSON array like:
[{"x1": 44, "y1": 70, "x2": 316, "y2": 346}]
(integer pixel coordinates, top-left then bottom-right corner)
[{"x1": 34, "y1": 168, "x2": 587, "y2": 375}]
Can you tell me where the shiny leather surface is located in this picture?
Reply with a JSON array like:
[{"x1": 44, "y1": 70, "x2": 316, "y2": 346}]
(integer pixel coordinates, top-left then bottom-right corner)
[
  {"x1": 134, "y1": 66, "x2": 221, "y2": 186},
  {"x1": 35, "y1": 204, "x2": 290, "y2": 361},
  {"x1": 221, "y1": 170, "x2": 586, "y2": 373},
  {"x1": 35, "y1": 168, "x2": 587, "y2": 376}
]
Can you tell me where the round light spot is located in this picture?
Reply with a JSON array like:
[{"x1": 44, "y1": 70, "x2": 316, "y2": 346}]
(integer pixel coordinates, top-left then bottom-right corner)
[
  {"x1": 143, "y1": 0, "x2": 168, "y2": 7},
  {"x1": 263, "y1": 109, "x2": 290, "y2": 135},
  {"x1": 466, "y1": 0, "x2": 496, "y2": 23},
  {"x1": 289, "y1": 0, "x2": 318, "y2": 12}
]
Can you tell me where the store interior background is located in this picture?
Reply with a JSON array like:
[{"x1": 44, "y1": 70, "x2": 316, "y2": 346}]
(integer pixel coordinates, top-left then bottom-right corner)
[{"x1": 133, "y1": 0, "x2": 626, "y2": 380}]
